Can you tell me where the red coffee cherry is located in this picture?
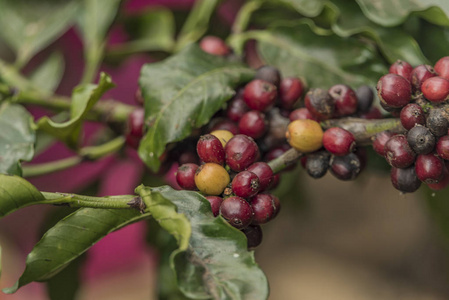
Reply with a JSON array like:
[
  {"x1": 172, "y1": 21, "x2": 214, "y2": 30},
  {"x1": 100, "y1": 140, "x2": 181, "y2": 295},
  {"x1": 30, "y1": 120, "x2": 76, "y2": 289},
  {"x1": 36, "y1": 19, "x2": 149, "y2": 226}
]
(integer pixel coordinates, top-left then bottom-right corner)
[
  {"x1": 247, "y1": 162, "x2": 273, "y2": 191},
  {"x1": 176, "y1": 163, "x2": 199, "y2": 190},
  {"x1": 436, "y1": 135, "x2": 449, "y2": 160},
  {"x1": 210, "y1": 118, "x2": 239, "y2": 135},
  {"x1": 400, "y1": 103, "x2": 425, "y2": 130},
  {"x1": 243, "y1": 79, "x2": 277, "y2": 111},
  {"x1": 304, "y1": 88, "x2": 334, "y2": 120},
  {"x1": 411, "y1": 64, "x2": 436, "y2": 92},
  {"x1": 389, "y1": 60, "x2": 413, "y2": 82},
  {"x1": 219, "y1": 196, "x2": 254, "y2": 229},
  {"x1": 390, "y1": 165, "x2": 421, "y2": 193},
  {"x1": 205, "y1": 196, "x2": 223, "y2": 217},
  {"x1": 427, "y1": 164, "x2": 449, "y2": 190},
  {"x1": 238, "y1": 110, "x2": 267, "y2": 139},
  {"x1": 268, "y1": 173, "x2": 280, "y2": 190},
  {"x1": 227, "y1": 97, "x2": 250, "y2": 122},
  {"x1": 415, "y1": 154, "x2": 444, "y2": 184},
  {"x1": 377, "y1": 74, "x2": 411, "y2": 108},
  {"x1": 289, "y1": 108, "x2": 317, "y2": 122},
  {"x1": 384, "y1": 134, "x2": 416, "y2": 168},
  {"x1": 434, "y1": 56, "x2": 449, "y2": 80},
  {"x1": 421, "y1": 76, "x2": 449, "y2": 103},
  {"x1": 199, "y1": 36, "x2": 230, "y2": 56},
  {"x1": 329, "y1": 84, "x2": 358, "y2": 116},
  {"x1": 231, "y1": 171, "x2": 260, "y2": 198},
  {"x1": 225, "y1": 134, "x2": 259, "y2": 171},
  {"x1": 250, "y1": 193, "x2": 276, "y2": 225},
  {"x1": 322, "y1": 127, "x2": 356, "y2": 156},
  {"x1": 196, "y1": 134, "x2": 225, "y2": 165},
  {"x1": 279, "y1": 77, "x2": 304, "y2": 109},
  {"x1": 372, "y1": 131, "x2": 395, "y2": 157}
]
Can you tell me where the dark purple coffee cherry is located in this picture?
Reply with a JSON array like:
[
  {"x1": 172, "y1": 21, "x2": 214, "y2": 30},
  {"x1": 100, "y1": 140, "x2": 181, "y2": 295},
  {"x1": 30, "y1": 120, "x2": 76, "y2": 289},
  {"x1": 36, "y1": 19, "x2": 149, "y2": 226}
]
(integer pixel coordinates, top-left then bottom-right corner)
[
  {"x1": 377, "y1": 74, "x2": 412, "y2": 108},
  {"x1": 389, "y1": 60, "x2": 413, "y2": 82},
  {"x1": 436, "y1": 135, "x2": 449, "y2": 160},
  {"x1": 243, "y1": 79, "x2": 277, "y2": 111},
  {"x1": 225, "y1": 134, "x2": 259, "y2": 171},
  {"x1": 415, "y1": 154, "x2": 444, "y2": 184},
  {"x1": 359, "y1": 107, "x2": 383, "y2": 119},
  {"x1": 355, "y1": 85, "x2": 374, "y2": 113},
  {"x1": 242, "y1": 225, "x2": 263, "y2": 249},
  {"x1": 400, "y1": 103, "x2": 425, "y2": 130},
  {"x1": 231, "y1": 171, "x2": 260, "y2": 198},
  {"x1": 227, "y1": 97, "x2": 250, "y2": 122},
  {"x1": 384, "y1": 134, "x2": 416, "y2": 168},
  {"x1": 178, "y1": 150, "x2": 200, "y2": 165},
  {"x1": 205, "y1": 196, "x2": 223, "y2": 217},
  {"x1": 305, "y1": 150, "x2": 331, "y2": 179},
  {"x1": 390, "y1": 165, "x2": 421, "y2": 193},
  {"x1": 329, "y1": 84, "x2": 358, "y2": 116},
  {"x1": 434, "y1": 56, "x2": 449, "y2": 80},
  {"x1": 199, "y1": 36, "x2": 230, "y2": 56},
  {"x1": 210, "y1": 118, "x2": 239, "y2": 135},
  {"x1": 322, "y1": 127, "x2": 356, "y2": 156},
  {"x1": 329, "y1": 153, "x2": 361, "y2": 181},
  {"x1": 220, "y1": 196, "x2": 254, "y2": 229},
  {"x1": 250, "y1": 193, "x2": 276, "y2": 224},
  {"x1": 289, "y1": 108, "x2": 318, "y2": 122},
  {"x1": 197, "y1": 134, "x2": 225, "y2": 165},
  {"x1": 238, "y1": 110, "x2": 267, "y2": 139},
  {"x1": 247, "y1": 162, "x2": 273, "y2": 191},
  {"x1": 407, "y1": 125, "x2": 435, "y2": 154},
  {"x1": 176, "y1": 163, "x2": 199, "y2": 190},
  {"x1": 427, "y1": 108, "x2": 449, "y2": 137},
  {"x1": 422, "y1": 76, "x2": 449, "y2": 103},
  {"x1": 372, "y1": 131, "x2": 395, "y2": 157},
  {"x1": 411, "y1": 64, "x2": 436, "y2": 92},
  {"x1": 304, "y1": 88, "x2": 334, "y2": 120},
  {"x1": 254, "y1": 65, "x2": 281, "y2": 87},
  {"x1": 279, "y1": 77, "x2": 304, "y2": 109}
]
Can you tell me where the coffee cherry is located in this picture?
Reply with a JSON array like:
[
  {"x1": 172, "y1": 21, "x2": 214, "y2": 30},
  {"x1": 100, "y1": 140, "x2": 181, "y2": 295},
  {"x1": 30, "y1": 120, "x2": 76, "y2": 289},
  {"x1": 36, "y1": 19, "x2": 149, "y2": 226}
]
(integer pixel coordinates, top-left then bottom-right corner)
[
  {"x1": 380, "y1": 101, "x2": 402, "y2": 116},
  {"x1": 254, "y1": 65, "x2": 281, "y2": 87},
  {"x1": 210, "y1": 118, "x2": 239, "y2": 135},
  {"x1": 238, "y1": 110, "x2": 267, "y2": 139},
  {"x1": 427, "y1": 164, "x2": 449, "y2": 190},
  {"x1": 289, "y1": 108, "x2": 317, "y2": 122},
  {"x1": 355, "y1": 85, "x2": 374, "y2": 113},
  {"x1": 268, "y1": 173, "x2": 280, "y2": 190},
  {"x1": 411, "y1": 64, "x2": 436, "y2": 92},
  {"x1": 205, "y1": 196, "x2": 223, "y2": 217},
  {"x1": 197, "y1": 134, "x2": 225, "y2": 165},
  {"x1": 286, "y1": 119, "x2": 323, "y2": 153},
  {"x1": 354, "y1": 146, "x2": 368, "y2": 172},
  {"x1": 415, "y1": 154, "x2": 444, "y2": 184},
  {"x1": 126, "y1": 108, "x2": 145, "y2": 148},
  {"x1": 195, "y1": 163, "x2": 230, "y2": 195},
  {"x1": 389, "y1": 60, "x2": 413, "y2": 82},
  {"x1": 227, "y1": 97, "x2": 250, "y2": 122},
  {"x1": 421, "y1": 76, "x2": 449, "y2": 103},
  {"x1": 135, "y1": 88, "x2": 144, "y2": 105},
  {"x1": 250, "y1": 193, "x2": 275, "y2": 224},
  {"x1": 359, "y1": 107, "x2": 383, "y2": 119},
  {"x1": 400, "y1": 103, "x2": 425, "y2": 130},
  {"x1": 390, "y1": 166, "x2": 421, "y2": 193},
  {"x1": 372, "y1": 131, "x2": 395, "y2": 156},
  {"x1": 220, "y1": 196, "x2": 254, "y2": 229},
  {"x1": 199, "y1": 36, "x2": 230, "y2": 56},
  {"x1": 178, "y1": 150, "x2": 200, "y2": 165},
  {"x1": 231, "y1": 171, "x2": 260, "y2": 198},
  {"x1": 305, "y1": 150, "x2": 331, "y2": 179},
  {"x1": 210, "y1": 129, "x2": 234, "y2": 147},
  {"x1": 176, "y1": 163, "x2": 199, "y2": 190},
  {"x1": 384, "y1": 134, "x2": 416, "y2": 168},
  {"x1": 271, "y1": 194, "x2": 281, "y2": 218},
  {"x1": 225, "y1": 134, "x2": 259, "y2": 171},
  {"x1": 247, "y1": 162, "x2": 273, "y2": 191},
  {"x1": 434, "y1": 56, "x2": 449, "y2": 80},
  {"x1": 427, "y1": 108, "x2": 449, "y2": 137},
  {"x1": 242, "y1": 225, "x2": 263, "y2": 249},
  {"x1": 329, "y1": 153, "x2": 361, "y2": 181},
  {"x1": 304, "y1": 88, "x2": 334, "y2": 119},
  {"x1": 406, "y1": 125, "x2": 435, "y2": 154},
  {"x1": 322, "y1": 127, "x2": 356, "y2": 156},
  {"x1": 377, "y1": 74, "x2": 411, "y2": 108},
  {"x1": 329, "y1": 84, "x2": 358, "y2": 116},
  {"x1": 243, "y1": 79, "x2": 277, "y2": 111},
  {"x1": 436, "y1": 135, "x2": 449, "y2": 160},
  {"x1": 279, "y1": 77, "x2": 303, "y2": 109}
]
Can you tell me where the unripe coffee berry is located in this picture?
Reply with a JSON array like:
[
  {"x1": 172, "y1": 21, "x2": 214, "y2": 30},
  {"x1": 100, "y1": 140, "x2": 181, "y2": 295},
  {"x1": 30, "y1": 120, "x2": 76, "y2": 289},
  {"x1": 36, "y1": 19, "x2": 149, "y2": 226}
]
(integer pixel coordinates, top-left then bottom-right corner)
[
  {"x1": 195, "y1": 163, "x2": 230, "y2": 195},
  {"x1": 391, "y1": 165, "x2": 421, "y2": 193},
  {"x1": 197, "y1": 134, "x2": 225, "y2": 165},
  {"x1": 210, "y1": 129, "x2": 234, "y2": 147},
  {"x1": 377, "y1": 74, "x2": 411, "y2": 108},
  {"x1": 243, "y1": 79, "x2": 277, "y2": 111},
  {"x1": 238, "y1": 110, "x2": 267, "y2": 139},
  {"x1": 247, "y1": 162, "x2": 273, "y2": 191},
  {"x1": 220, "y1": 196, "x2": 254, "y2": 229},
  {"x1": 421, "y1": 76, "x2": 449, "y2": 103},
  {"x1": 176, "y1": 163, "x2": 199, "y2": 190},
  {"x1": 384, "y1": 134, "x2": 416, "y2": 168},
  {"x1": 199, "y1": 36, "x2": 230, "y2": 56},
  {"x1": 286, "y1": 119, "x2": 323, "y2": 153},
  {"x1": 328, "y1": 84, "x2": 358, "y2": 116},
  {"x1": 231, "y1": 171, "x2": 260, "y2": 198},
  {"x1": 205, "y1": 196, "x2": 223, "y2": 217},
  {"x1": 415, "y1": 154, "x2": 444, "y2": 184},
  {"x1": 225, "y1": 134, "x2": 259, "y2": 171},
  {"x1": 322, "y1": 127, "x2": 356, "y2": 156}
]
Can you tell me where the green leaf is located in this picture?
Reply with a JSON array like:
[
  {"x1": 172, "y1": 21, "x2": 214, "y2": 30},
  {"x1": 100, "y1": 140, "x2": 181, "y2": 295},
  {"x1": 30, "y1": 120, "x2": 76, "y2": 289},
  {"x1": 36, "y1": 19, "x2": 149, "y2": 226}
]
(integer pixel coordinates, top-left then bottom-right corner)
[
  {"x1": 36, "y1": 72, "x2": 115, "y2": 148},
  {"x1": 138, "y1": 44, "x2": 254, "y2": 172},
  {"x1": 175, "y1": 0, "x2": 220, "y2": 51},
  {"x1": 29, "y1": 52, "x2": 65, "y2": 94},
  {"x1": 0, "y1": 103, "x2": 35, "y2": 175},
  {"x1": 0, "y1": 0, "x2": 79, "y2": 67},
  {"x1": 137, "y1": 186, "x2": 269, "y2": 300},
  {"x1": 356, "y1": 0, "x2": 449, "y2": 27},
  {"x1": 243, "y1": 21, "x2": 386, "y2": 88},
  {"x1": 271, "y1": 0, "x2": 327, "y2": 17},
  {"x1": 3, "y1": 208, "x2": 151, "y2": 294},
  {"x1": 413, "y1": 20, "x2": 449, "y2": 64},
  {"x1": 0, "y1": 174, "x2": 44, "y2": 217},
  {"x1": 47, "y1": 256, "x2": 83, "y2": 300}
]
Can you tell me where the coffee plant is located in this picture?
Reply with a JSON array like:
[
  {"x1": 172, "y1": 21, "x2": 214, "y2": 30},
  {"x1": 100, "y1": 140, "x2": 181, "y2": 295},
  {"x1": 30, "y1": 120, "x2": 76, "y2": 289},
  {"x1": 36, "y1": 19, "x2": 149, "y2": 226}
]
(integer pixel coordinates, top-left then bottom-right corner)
[{"x1": 1, "y1": 0, "x2": 449, "y2": 299}]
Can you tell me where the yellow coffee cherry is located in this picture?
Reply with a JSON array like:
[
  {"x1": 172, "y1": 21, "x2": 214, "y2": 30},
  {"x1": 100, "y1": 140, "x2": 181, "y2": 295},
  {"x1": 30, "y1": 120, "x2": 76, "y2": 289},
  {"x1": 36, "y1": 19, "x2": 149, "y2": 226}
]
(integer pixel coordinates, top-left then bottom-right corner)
[
  {"x1": 286, "y1": 119, "x2": 323, "y2": 153},
  {"x1": 195, "y1": 163, "x2": 230, "y2": 195},
  {"x1": 210, "y1": 130, "x2": 234, "y2": 147}
]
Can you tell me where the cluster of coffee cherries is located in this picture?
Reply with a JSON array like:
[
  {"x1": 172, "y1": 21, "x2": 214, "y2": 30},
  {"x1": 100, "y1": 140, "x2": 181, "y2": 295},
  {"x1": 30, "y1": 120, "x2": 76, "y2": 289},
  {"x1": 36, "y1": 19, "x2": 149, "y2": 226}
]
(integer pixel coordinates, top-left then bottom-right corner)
[{"x1": 373, "y1": 57, "x2": 449, "y2": 193}]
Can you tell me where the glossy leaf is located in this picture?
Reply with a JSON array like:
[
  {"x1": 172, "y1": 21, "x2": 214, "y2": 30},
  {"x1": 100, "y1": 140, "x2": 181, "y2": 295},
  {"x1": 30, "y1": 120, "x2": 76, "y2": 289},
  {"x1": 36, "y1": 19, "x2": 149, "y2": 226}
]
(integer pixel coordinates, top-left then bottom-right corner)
[
  {"x1": 0, "y1": 174, "x2": 44, "y2": 217},
  {"x1": 138, "y1": 186, "x2": 269, "y2": 300},
  {"x1": 29, "y1": 52, "x2": 65, "y2": 94},
  {"x1": 36, "y1": 72, "x2": 115, "y2": 148},
  {"x1": 0, "y1": 0, "x2": 79, "y2": 67},
  {"x1": 0, "y1": 103, "x2": 35, "y2": 175},
  {"x1": 3, "y1": 208, "x2": 151, "y2": 294},
  {"x1": 138, "y1": 44, "x2": 254, "y2": 171}
]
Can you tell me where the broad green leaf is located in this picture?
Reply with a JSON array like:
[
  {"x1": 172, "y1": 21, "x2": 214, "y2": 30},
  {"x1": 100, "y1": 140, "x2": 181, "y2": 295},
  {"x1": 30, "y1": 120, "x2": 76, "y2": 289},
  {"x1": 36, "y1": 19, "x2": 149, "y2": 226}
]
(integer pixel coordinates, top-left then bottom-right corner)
[
  {"x1": 138, "y1": 44, "x2": 254, "y2": 172},
  {"x1": 175, "y1": 0, "x2": 220, "y2": 51},
  {"x1": 0, "y1": 103, "x2": 35, "y2": 175},
  {"x1": 36, "y1": 72, "x2": 115, "y2": 148},
  {"x1": 3, "y1": 208, "x2": 151, "y2": 294},
  {"x1": 356, "y1": 0, "x2": 449, "y2": 27},
  {"x1": 0, "y1": 0, "x2": 79, "y2": 67},
  {"x1": 0, "y1": 174, "x2": 44, "y2": 217},
  {"x1": 244, "y1": 21, "x2": 386, "y2": 89},
  {"x1": 271, "y1": 0, "x2": 327, "y2": 17},
  {"x1": 413, "y1": 20, "x2": 449, "y2": 64},
  {"x1": 29, "y1": 52, "x2": 65, "y2": 94},
  {"x1": 138, "y1": 186, "x2": 269, "y2": 300}
]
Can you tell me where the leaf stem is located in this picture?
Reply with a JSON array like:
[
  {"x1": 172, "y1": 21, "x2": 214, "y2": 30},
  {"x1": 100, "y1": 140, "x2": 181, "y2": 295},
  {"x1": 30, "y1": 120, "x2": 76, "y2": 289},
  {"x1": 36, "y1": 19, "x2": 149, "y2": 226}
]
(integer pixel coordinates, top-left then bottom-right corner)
[{"x1": 40, "y1": 192, "x2": 143, "y2": 210}]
